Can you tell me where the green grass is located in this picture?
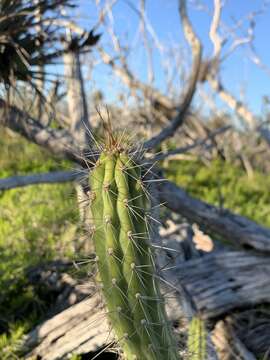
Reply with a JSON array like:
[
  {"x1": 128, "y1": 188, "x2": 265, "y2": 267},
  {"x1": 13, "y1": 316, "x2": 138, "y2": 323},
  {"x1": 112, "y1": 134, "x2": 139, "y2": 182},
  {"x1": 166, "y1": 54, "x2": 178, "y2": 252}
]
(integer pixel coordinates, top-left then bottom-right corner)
[
  {"x1": 0, "y1": 130, "x2": 71, "y2": 178},
  {"x1": 0, "y1": 130, "x2": 79, "y2": 357},
  {"x1": 165, "y1": 158, "x2": 270, "y2": 228}
]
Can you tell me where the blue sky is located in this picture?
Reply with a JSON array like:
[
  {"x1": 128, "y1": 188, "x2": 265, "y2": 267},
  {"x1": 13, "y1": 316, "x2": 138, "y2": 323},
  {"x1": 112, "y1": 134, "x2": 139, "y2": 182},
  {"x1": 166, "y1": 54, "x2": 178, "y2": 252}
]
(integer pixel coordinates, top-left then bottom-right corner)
[{"x1": 76, "y1": 0, "x2": 270, "y2": 117}]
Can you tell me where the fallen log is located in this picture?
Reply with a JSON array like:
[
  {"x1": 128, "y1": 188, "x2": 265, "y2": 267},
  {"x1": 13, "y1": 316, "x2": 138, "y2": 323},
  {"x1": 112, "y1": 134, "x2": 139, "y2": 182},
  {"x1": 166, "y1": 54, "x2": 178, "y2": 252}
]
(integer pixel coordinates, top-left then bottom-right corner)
[
  {"x1": 229, "y1": 309, "x2": 270, "y2": 358},
  {"x1": 23, "y1": 293, "x2": 112, "y2": 359},
  {"x1": 23, "y1": 247, "x2": 269, "y2": 359},
  {"x1": 173, "y1": 251, "x2": 270, "y2": 319},
  {"x1": 212, "y1": 320, "x2": 257, "y2": 360}
]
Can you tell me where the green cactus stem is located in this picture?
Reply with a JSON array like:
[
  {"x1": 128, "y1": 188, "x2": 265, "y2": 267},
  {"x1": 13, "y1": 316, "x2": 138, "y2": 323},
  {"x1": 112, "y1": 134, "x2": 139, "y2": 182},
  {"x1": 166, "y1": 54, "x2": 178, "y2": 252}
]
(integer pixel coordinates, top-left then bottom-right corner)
[
  {"x1": 89, "y1": 140, "x2": 179, "y2": 360},
  {"x1": 188, "y1": 316, "x2": 206, "y2": 360}
]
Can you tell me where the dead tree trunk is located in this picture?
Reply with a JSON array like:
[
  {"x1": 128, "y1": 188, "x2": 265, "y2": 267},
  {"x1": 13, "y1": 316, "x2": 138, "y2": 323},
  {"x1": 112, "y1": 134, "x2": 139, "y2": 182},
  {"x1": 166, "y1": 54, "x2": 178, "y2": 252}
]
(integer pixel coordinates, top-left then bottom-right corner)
[{"x1": 63, "y1": 49, "x2": 90, "y2": 147}]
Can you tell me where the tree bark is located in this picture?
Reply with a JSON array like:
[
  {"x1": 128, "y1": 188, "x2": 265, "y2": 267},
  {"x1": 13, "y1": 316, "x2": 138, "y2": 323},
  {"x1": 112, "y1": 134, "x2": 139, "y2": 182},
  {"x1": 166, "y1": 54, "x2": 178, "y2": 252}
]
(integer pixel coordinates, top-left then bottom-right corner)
[
  {"x1": 0, "y1": 99, "x2": 79, "y2": 161},
  {"x1": 0, "y1": 171, "x2": 81, "y2": 190},
  {"x1": 63, "y1": 50, "x2": 90, "y2": 147},
  {"x1": 174, "y1": 250, "x2": 270, "y2": 319}
]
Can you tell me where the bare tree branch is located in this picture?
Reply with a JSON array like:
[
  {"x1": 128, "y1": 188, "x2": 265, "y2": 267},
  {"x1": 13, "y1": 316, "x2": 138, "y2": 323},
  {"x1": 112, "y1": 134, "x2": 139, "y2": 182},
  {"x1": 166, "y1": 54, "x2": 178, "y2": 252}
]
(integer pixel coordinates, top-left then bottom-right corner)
[
  {"x1": 96, "y1": 0, "x2": 175, "y2": 114},
  {"x1": 139, "y1": 0, "x2": 154, "y2": 84},
  {"x1": 205, "y1": 0, "x2": 270, "y2": 147},
  {"x1": 98, "y1": 48, "x2": 175, "y2": 112},
  {"x1": 248, "y1": 43, "x2": 270, "y2": 78},
  {"x1": 209, "y1": 0, "x2": 223, "y2": 58},
  {"x1": 152, "y1": 125, "x2": 231, "y2": 161},
  {"x1": 0, "y1": 99, "x2": 80, "y2": 162},
  {"x1": 208, "y1": 77, "x2": 256, "y2": 128},
  {"x1": 143, "y1": 0, "x2": 202, "y2": 149},
  {"x1": 0, "y1": 171, "x2": 81, "y2": 191}
]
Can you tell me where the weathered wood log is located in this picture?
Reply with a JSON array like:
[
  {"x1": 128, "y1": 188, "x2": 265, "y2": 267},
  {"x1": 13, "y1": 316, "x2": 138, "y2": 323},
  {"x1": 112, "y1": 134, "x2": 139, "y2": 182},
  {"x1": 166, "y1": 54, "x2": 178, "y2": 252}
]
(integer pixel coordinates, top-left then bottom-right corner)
[
  {"x1": 230, "y1": 309, "x2": 270, "y2": 358},
  {"x1": 23, "y1": 293, "x2": 112, "y2": 359},
  {"x1": 212, "y1": 320, "x2": 257, "y2": 360},
  {"x1": 22, "y1": 260, "x2": 113, "y2": 359},
  {"x1": 0, "y1": 171, "x2": 80, "y2": 190},
  {"x1": 173, "y1": 251, "x2": 270, "y2": 319},
  {"x1": 159, "y1": 230, "x2": 263, "y2": 359},
  {"x1": 22, "y1": 273, "x2": 183, "y2": 359}
]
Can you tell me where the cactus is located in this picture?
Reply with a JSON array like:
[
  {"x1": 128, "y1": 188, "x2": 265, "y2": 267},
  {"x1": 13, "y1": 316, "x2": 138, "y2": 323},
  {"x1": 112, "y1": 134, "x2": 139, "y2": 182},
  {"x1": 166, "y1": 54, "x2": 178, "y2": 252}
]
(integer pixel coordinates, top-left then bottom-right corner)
[
  {"x1": 89, "y1": 136, "x2": 179, "y2": 360},
  {"x1": 187, "y1": 316, "x2": 206, "y2": 360}
]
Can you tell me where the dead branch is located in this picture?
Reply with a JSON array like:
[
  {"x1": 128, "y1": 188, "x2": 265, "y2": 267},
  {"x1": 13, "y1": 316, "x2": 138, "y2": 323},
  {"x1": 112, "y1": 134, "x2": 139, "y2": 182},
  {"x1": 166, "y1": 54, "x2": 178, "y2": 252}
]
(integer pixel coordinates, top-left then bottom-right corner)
[
  {"x1": 99, "y1": 48, "x2": 174, "y2": 113},
  {"x1": 205, "y1": 0, "x2": 270, "y2": 146},
  {"x1": 143, "y1": 0, "x2": 202, "y2": 150},
  {"x1": 208, "y1": 76, "x2": 270, "y2": 147},
  {"x1": 207, "y1": 77, "x2": 256, "y2": 128},
  {"x1": 0, "y1": 171, "x2": 81, "y2": 191},
  {"x1": 209, "y1": 0, "x2": 223, "y2": 58},
  {"x1": 96, "y1": 0, "x2": 175, "y2": 115},
  {"x1": 0, "y1": 99, "x2": 79, "y2": 162},
  {"x1": 152, "y1": 125, "x2": 231, "y2": 161},
  {"x1": 139, "y1": 0, "x2": 154, "y2": 85}
]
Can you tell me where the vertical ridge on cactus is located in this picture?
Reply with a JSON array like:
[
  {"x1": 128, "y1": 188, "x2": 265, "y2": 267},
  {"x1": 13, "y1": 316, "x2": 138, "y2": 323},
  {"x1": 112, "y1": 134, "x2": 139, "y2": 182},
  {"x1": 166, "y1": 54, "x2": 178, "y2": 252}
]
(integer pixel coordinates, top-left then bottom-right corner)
[
  {"x1": 188, "y1": 316, "x2": 206, "y2": 360},
  {"x1": 89, "y1": 138, "x2": 179, "y2": 360}
]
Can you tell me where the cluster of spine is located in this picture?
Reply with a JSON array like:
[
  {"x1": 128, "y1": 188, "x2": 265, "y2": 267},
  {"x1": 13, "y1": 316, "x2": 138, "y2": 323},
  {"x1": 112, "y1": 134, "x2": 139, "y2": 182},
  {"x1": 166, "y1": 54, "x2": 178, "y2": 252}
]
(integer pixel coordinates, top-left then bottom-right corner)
[
  {"x1": 187, "y1": 316, "x2": 206, "y2": 360},
  {"x1": 89, "y1": 147, "x2": 179, "y2": 360}
]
